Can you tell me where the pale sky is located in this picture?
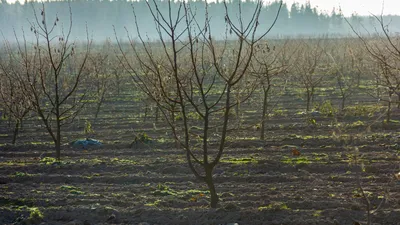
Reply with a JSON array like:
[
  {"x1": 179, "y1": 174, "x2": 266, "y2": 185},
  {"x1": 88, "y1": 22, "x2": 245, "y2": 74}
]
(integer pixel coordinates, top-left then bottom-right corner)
[
  {"x1": 283, "y1": 0, "x2": 400, "y2": 16},
  {"x1": 5, "y1": 0, "x2": 400, "y2": 16}
]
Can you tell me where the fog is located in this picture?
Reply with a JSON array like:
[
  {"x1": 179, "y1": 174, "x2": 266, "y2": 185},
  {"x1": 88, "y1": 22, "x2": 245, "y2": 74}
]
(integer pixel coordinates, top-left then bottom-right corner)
[{"x1": 0, "y1": 0, "x2": 399, "y2": 43}]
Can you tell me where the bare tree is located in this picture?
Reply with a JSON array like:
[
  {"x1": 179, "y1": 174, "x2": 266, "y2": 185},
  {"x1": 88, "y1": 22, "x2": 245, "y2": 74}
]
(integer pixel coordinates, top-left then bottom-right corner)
[
  {"x1": 87, "y1": 39, "x2": 115, "y2": 122},
  {"x1": 2, "y1": 3, "x2": 91, "y2": 160},
  {"x1": 250, "y1": 40, "x2": 291, "y2": 140},
  {"x1": 326, "y1": 39, "x2": 363, "y2": 112},
  {"x1": 117, "y1": 0, "x2": 282, "y2": 208},
  {"x1": 0, "y1": 58, "x2": 32, "y2": 144},
  {"x1": 293, "y1": 39, "x2": 325, "y2": 113},
  {"x1": 346, "y1": 11, "x2": 400, "y2": 123}
]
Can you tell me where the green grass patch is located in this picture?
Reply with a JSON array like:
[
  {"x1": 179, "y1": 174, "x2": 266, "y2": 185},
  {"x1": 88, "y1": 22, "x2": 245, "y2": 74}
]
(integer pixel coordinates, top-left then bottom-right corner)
[
  {"x1": 221, "y1": 157, "x2": 258, "y2": 164},
  {"x1": 281, "y1": 156, "x2": 311, "y2": 165},
  {"x1": 258, "y1": 202, "x2": 290, "y2": 211},
  {"x1": 58, "y1": 185, "x2": 85, "y2": 195}
]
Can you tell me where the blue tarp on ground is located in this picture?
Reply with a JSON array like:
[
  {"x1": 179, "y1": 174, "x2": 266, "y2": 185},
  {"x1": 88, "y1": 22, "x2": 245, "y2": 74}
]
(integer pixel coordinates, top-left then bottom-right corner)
[{"x1": 71, "y1": 138, "x2": 102, "y2": 149}]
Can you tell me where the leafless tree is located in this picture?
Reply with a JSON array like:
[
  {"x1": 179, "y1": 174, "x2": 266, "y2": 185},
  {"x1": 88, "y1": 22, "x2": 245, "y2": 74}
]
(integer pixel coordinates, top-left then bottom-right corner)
[
  {"x1": 87, "y1": 39, "x2": 115, "y2": 122},
  {"x1": 326, "y1": 39, "x2": 363, "y2": 112},
  {"x1": 250, "y1": 40, "x2": 291, "y2": 140},
  {"x1": 0, "y1": 57, "x2": 32, "y2": 144},
  {"x1": 116, "y1": 0, "x2": 282, "y2": 208},
  {"x1": 293, "y1": 39, "x2": 325, "y2": 113},
  {"x1": 1, "y1": 3, "x2": 91, "y2": 160},
  {"x1": 346, "y1": 10, "x2": 400, "y2": 122}
]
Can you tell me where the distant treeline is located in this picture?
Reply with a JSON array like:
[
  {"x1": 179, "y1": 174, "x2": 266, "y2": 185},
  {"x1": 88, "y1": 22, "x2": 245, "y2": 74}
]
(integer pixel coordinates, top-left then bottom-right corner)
[{"x1": 1, "y1": 0, "x2": 400, "y2": 42}]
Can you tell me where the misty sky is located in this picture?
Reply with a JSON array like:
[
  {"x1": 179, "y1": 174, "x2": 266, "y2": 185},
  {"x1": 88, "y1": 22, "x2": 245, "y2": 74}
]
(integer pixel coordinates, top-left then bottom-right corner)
[
  {"x1": 284, "y1": 0, "x2": 399, "y2": 16},
  {"x1": 5, "y1": 0, "x2": 400, "y2": 16}
]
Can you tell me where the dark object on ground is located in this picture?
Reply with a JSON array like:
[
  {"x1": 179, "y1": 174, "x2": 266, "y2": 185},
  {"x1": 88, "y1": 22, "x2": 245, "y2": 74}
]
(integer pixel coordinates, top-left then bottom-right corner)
[{"x1": 70, "y1": 138, "x2": 102, "y2": 149}]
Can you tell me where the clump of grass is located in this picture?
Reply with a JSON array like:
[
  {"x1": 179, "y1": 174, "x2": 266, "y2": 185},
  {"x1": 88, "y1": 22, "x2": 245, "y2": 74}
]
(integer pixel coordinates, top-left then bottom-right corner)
[
  {"x1": 59, "y1": 185, "x2": 85, "y2": 195},
  {"x1": 28, "y1": 207, "x2": 44, "y2": 223},
  {"x1": 220, "y1": 157, "x2": 258, "y2": 164},
  {"x1": 258, "y1": 202, "x2": 290, "y2": 211},
  {"x1": 40, "y1": 157, "x2": 59, "y2": 165},
  {"x1": 281, "y1": 156, "x2": 311, "y2": 165}
]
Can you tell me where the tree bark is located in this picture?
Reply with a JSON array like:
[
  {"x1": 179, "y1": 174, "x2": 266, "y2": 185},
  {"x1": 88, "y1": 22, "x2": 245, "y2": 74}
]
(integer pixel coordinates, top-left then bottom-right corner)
[
  {"x1": 386, "y1": 93, "x2": 392, "y2": 123},
  {"x1": 56, "y1": 117, "x2": 61, "y2": 160},
  {"x1": 205, "y1": 166, "x2": 218, "y2": 208},
  {"x1": 12, "y1": 119, "x2": 20, "y2": 144},
  {"x1": 260, "y1": 85, "x2": 270, "y2": 140}
]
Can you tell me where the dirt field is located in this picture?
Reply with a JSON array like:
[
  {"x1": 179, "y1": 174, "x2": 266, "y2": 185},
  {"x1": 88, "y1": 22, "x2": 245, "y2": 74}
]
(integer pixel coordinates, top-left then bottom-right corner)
[
  {"x1": 1, "y1": 117, "x2": 400, "y2": 225},
  {"x1": 1, "y1": 80, "x2": 400, "y2": 225}
]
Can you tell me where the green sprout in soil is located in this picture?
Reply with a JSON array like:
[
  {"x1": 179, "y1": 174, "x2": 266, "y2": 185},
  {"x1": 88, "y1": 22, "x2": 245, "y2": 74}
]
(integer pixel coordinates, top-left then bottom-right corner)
[
  {"x1": 59, "y1": 185, "x2": 85, "y2": 195},
  {"x1": 281, "y1": 156, "x2": 311, "y2": 165},
  {"x1": 28, "y1": 207, "x2": 44, "y2": 223},
  {"x1": 313, "y1": 210, "x2": 322, "y2": 217},
  {"x1": 14, "y1": 172, "x2": 32, "y2": 177},
  {"x1": 258, "y1": 202, "x2": 290, "y2": 211},
  {"x1": 221, "y1": 157, "x2": 258, "y2": 164},
  {"x1": 110, "y1": 157, "x2": 138, "y2": 165},
  {"x1": 144, "y1": 199, "x2": 162, "y2": 207},
  {"x1": 40, "y1": 157, "x2": 58, "y2": 165}
]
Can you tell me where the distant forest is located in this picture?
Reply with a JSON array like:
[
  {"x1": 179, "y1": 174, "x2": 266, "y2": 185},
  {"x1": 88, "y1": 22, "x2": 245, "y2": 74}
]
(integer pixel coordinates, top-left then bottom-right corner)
[{"x1": 1, "y1": 0, "x2": 400, "y2": 42}]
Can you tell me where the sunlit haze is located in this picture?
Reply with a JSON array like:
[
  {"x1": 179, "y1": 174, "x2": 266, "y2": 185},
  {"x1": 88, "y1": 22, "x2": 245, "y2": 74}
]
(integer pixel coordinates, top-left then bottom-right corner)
[
  {"x1": 5, "y1": 0, "x2": 400, "y2": 16},
  {"x1": 283, "y1": 0, "x2": 400, "y2": 16}
]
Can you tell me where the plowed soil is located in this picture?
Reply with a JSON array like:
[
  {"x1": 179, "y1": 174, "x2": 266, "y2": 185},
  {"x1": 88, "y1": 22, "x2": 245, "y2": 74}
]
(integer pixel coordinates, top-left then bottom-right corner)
[{"x1": 1, "y1": 128, "x2": 399, "y2": 225}]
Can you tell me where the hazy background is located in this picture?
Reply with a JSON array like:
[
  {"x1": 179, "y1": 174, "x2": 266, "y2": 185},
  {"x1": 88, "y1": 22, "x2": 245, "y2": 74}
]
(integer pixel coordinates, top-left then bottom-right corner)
[{"x1": 0, "y1": 0, "x2": 399, "y2": 42}]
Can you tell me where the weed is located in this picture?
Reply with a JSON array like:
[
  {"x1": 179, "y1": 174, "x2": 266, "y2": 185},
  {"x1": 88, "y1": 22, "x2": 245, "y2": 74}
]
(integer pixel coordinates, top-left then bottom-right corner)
[
  {"x1": 187, "y1": 112, "x2": 202, "y2": 120},
  {"x1": 40, "y1": 157, "x2": 58, "y2": 165},
  {"x1": 28, "y1": 207, "x2": 44, "y2": 223},
  {"x1": 14, "y1": 172, "x2": 31, "y2": 177},
  {"x1": 313, "y1": 210, "x2": 322, "y2": 217},
  {"x1": 59, "y1": 185, "x2": 85, "y2": 195},
  {"x1": 84, "y1": 120, "x2": 94, "y2": 135},
  {"x1": 144, "y1": 199, "x2": 162, "y2": 207},
  {"x1": 221, "y1": 157, "x2": 258, "y2": 164},
  {"x1": 347, "y1": 120, "x2": 365, "y2": 128},
  {"x1": 281, "y1": 156, "x2": 311, "y2": 165},
  {"x1": 272, "y1": 108, "x2": 288, "y2": 117},
  {"x1": 316, "y1": 100, "x2": 337, "y2": 117},
  {"x1": 131, "y1": 132, "x2": 152, "y2": 146},
  {"x1": 258, "y1": 202, "x2": 290, "y2": 211}
]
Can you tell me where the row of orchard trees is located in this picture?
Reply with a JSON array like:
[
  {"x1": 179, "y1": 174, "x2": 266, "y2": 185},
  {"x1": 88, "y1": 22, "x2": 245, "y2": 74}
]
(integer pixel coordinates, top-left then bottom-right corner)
[{"x1": 1, "y1": 0, "x2": 400, "y2": 208}]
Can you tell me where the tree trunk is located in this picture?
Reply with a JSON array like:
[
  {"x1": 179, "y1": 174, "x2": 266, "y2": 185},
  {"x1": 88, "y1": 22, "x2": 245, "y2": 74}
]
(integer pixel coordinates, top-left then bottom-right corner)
[
  {"x1": 12, "y1": 119, "x2": 20, "y2": 144},
  {"x1": 95, "y1": 91, "x2": 106, "y2": 121},
  {"x1": 205, "y1": 166, "x2": 218, "y2": 208},
  {"x1": 155, "y1": 107, "x2": 159, "y2": 123},
  {"x1": 341, "y1": 97, "x2": 346, "y2": 111},
  {"x1": 386, "y1": 93, "x2": 392, "y2": 123},
  {"x1": 235, "y1": 98, "x2": 240, "y2": 129},
  {"x1": 397, "y1": 94, "x2": 400, "y2": 109},
  {"x1": 306, "y1": 91, "x2": 311, "y2": 112},
  {"x1": 56, "y1": 117, "x2": 61, "y2": 160},
  {"x1": 260, "y1": 88, "x2": 269, "y2": 140},
  {"x1": 311, "y1": 87, "x2": 315, "y2": 108},
  {"x1": 94, "y1": 102, "x2": 102, "y2": 120},
  {"x1": 144, "y1": 105, "x2": 148, "y2": 122}
]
